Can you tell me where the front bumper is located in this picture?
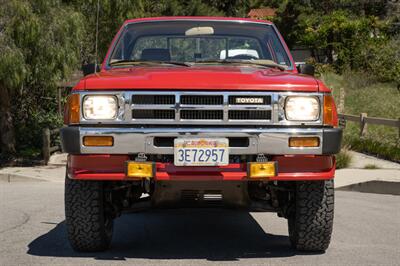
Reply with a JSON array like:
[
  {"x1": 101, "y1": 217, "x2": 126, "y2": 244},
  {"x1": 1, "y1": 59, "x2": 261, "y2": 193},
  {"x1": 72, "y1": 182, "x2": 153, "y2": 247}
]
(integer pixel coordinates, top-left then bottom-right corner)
[
  {"x1": 67, "y1": 154, "x2": 336, "y2": 181},
  {"x1": 61, "y1": 126, "x2": 342, "y2": 155}
]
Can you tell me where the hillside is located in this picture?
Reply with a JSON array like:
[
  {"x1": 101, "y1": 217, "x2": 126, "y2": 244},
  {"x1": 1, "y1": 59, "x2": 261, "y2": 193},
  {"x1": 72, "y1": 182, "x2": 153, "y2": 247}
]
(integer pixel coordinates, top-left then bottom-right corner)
[{"x1": 321, "y1": 71, "x2": 400, "y2": 162}]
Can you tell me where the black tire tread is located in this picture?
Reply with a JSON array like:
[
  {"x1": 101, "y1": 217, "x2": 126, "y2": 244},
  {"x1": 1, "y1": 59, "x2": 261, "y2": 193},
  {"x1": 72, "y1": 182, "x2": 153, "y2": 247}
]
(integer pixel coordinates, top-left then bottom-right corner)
[
  {"x1": 289, "y1": 180, "x2": 334, "y2": 251},
  {"x1": 65, "y1": 177, "x2": 112, "y2": 252}
]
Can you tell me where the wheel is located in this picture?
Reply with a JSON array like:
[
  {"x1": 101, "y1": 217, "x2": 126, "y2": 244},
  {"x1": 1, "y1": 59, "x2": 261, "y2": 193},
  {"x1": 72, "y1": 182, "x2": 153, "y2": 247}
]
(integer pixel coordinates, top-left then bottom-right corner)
[
  {"x1": 287, "y1": 180, "x2": 334, "y2": 251},
  {"x1": 65, "y1": 175, "x2": 113, "y2": 252}
]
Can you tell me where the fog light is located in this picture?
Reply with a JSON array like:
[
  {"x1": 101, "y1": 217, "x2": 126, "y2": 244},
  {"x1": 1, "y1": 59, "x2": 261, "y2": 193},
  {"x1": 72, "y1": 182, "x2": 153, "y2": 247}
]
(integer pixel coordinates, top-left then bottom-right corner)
[
  {"x1": 248, "y1": 162, "x2": 277, "y2": 178},
  {"x1": 83, "y1": 136, "x2": 114, "y2": 146},
  {"x1": 126, "y1": 161, "x2": 154, "y2": 179},
  {"x1": 289, "y1": 137, "x2": 320, "y2": 148}
]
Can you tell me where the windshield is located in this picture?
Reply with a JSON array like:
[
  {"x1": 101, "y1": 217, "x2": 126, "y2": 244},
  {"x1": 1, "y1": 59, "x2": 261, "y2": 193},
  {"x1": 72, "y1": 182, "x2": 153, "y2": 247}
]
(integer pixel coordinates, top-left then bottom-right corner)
[{"x1": 108, "y1": 20, "x2": 292, "y2": 68}]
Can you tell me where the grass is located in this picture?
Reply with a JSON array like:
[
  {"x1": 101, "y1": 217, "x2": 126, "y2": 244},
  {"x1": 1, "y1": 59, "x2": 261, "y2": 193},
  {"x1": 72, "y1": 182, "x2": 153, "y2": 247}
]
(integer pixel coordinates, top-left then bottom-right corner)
[
  {"x1": 321, "y1": 71, "x2": 400, "y2": 119},
  {"x1": 364, "y1": 164, "x2": 380, "y2": 169},
  {"x1": 335, "y1": 149, "x2": 352, "y2": 169},
  {"x1": 344, "y1": 135, "x2": 400, "y2": 162},
  {"x1": 320, "y1": 71, "x2": 400, "y2": 162}
]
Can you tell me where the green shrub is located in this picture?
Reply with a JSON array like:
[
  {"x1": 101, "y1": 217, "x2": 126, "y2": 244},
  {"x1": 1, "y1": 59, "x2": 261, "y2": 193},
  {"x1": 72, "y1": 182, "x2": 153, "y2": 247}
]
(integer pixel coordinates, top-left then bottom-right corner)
[
  {"x1": 344, "y1": 136, "x2": 400, "y2": 163},
  {"x1": 358, "y1": 37, "x2": 400, "y2": 84},
  {"x1": 364, "y1": 164, "x2": 380, "y2": 169},
  {"x1": 315, "y1": 37, "x2": 400, "y2": 84},
  {"x1": 14, "y1": 108, "x2": 62, "y2": 159},
  {"x1": 336, "y1": 149, "x2": 352, "y2": 169}
]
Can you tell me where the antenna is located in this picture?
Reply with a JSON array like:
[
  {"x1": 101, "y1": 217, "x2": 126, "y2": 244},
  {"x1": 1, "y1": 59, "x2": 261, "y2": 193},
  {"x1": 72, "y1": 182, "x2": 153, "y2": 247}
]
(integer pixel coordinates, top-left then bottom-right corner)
[{"x1": 94, "y1": 0, "x2": 100, "y2": 73}]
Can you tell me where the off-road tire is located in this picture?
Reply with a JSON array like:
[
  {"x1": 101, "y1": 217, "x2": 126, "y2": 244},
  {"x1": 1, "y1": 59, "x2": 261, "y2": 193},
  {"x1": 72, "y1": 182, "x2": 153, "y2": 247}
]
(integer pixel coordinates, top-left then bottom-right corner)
[
  {"x1": 288, "y1": 180, "x2": 334, "y2": 251},
  {"x1": 65, "y1": 176, "x2": 113, "y2": 252}
]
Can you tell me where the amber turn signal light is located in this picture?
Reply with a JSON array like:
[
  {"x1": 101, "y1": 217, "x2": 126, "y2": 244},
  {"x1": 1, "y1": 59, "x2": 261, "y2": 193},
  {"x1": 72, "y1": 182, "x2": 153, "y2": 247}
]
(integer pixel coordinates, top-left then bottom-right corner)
[
  {"x1": 289, "y1": 137, "x2": 320, "y2": 148},
  {"x1": 126, "y1": 161, "x2": 155, "y2": 179},
  {"x1": 83, "y1": 136, "x2": 114, "y2": 146},
  {"x1": 248, "y1": 162, "x2": 277, "y2": 178},
  {"x1": 65, "y1": 94, "x2": 80, "y2": 125},
  {"x1": 323, "y1": 95, "x2": 334, "y2": 126}
]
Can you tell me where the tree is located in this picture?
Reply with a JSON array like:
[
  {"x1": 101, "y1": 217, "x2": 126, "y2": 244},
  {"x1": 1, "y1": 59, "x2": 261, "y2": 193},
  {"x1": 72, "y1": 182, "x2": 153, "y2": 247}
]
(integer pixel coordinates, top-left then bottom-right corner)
[
  {"x1": 66, "y1": 0, "x2": 228, "y2": 62},
  {"x1": 272, "y1": 0, "x2": 391, "y2": 47},
  {"x1": 0, "y1": 35, "x2": 25, "y2": 155},
  {"x1": 298, "y1": 10, "x2": 383, "y2": 66},
  {"x1": 0, "y1": 0, "x2": 84, "y2": 158},
  {"x1": 271, "y1": 0, "x2": 391, "y2": 73}
]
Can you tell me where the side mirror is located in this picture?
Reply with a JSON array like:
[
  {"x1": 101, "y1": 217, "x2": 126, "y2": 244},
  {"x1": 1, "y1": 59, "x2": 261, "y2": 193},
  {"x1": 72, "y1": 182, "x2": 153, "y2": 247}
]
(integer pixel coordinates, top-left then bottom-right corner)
[
  {"x1": 296, "y1": 64, "x2": 315, "y2": 76},
  {"x1": 82, "y1": 63, "x2": 100, "y2": 76}
]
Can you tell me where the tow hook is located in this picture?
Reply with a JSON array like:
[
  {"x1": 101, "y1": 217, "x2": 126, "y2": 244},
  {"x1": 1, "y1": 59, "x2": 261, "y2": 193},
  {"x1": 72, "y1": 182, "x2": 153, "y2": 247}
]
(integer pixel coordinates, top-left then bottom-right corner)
[
  {"x1": 256, "y1": 154, "x2": 268, "y2": 162},
  {"x1": 135, "y1": 152, "x2": 148, "y2": 162}
]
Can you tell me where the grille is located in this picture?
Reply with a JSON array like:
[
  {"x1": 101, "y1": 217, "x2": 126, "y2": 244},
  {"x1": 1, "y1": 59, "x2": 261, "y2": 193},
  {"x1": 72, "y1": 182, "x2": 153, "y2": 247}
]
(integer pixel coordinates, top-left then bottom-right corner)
[
  {"x1": 229, "y1": 110, "x2": 271, "y2": 120},
  {"x1": 181, "y1": 95, "x2": 223, "y2": 105},
  {"x1": 132, "y1": 109, "x2": 175, "y2": 119},
  {"x1": 130, "y1": 92, "x2": 274, "y2": 124},
  {"x1": 181, "y1": 110, "x2": 223, "y2": 120},
  {"x1": 132, "y1": 95, "x2": 175, "y2": 105}
]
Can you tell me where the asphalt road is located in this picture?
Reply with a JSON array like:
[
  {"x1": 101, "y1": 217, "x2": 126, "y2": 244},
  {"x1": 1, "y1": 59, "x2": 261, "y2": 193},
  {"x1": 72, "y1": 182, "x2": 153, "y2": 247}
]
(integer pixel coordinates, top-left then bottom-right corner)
[{"x1": 0, "y1": 181, "x2": 399, "y2": 265}]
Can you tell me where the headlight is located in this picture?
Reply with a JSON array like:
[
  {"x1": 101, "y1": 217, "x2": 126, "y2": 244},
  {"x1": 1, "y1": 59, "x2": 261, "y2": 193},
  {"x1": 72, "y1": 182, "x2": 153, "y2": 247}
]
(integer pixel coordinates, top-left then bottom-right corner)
[
  {"x1": 285, "y1": 96, "x2": 320, "y2": 121},
  {"x1": 82, "y1": 95, "x2": 118, "y2": 120}
]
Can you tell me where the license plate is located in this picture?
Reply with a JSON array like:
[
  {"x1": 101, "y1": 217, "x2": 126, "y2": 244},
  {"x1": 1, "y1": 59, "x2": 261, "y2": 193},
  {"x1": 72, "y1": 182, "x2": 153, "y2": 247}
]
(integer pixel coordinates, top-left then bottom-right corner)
[{"x1": 174, "y1": 138, "x2": 229, "y2": 166}]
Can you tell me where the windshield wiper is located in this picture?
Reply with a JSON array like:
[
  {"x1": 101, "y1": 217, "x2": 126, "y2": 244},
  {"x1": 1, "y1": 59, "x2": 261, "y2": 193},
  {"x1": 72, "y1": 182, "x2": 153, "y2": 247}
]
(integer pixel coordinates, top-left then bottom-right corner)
[
  {"x1": 195, "y1": 59, "x2": 286, "y2": 71},
  {"x1": 109, "y1": 60, "x2": 191, "y2": 67}
]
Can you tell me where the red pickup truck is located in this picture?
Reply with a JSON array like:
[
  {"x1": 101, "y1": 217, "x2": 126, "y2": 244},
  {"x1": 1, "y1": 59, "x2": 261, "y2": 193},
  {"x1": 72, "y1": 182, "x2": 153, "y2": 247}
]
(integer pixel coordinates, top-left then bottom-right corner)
[{"x1": 61, "y1": 17, "x2": 342, "y2": 252}]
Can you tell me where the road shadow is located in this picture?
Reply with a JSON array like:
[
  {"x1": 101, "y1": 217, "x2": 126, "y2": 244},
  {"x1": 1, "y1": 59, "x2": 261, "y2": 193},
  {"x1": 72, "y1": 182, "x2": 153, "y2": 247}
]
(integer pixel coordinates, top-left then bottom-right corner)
[
  {"x1": 337, "y1": 181, "x2": 400, "y2": 196},
  {"x1": 28, "y1": 209, "x2": 309, "y2": 261}
]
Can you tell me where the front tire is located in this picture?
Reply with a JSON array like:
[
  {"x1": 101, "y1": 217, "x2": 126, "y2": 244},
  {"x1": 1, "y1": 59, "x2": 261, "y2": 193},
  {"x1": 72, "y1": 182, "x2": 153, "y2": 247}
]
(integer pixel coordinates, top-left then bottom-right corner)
[
  {"x1": 288, "y1": 180, "x2": 334, "y2": 251},
  {"x1": 65, "y1": 176, "x2": 113, "y2": 252}
]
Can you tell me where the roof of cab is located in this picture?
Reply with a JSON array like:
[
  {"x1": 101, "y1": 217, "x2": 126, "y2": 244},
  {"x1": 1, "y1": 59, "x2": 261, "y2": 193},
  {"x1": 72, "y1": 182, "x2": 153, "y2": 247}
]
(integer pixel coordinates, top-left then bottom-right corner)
[{"x1": 123, "y1": 16, "x2": 273, "y2": 25}]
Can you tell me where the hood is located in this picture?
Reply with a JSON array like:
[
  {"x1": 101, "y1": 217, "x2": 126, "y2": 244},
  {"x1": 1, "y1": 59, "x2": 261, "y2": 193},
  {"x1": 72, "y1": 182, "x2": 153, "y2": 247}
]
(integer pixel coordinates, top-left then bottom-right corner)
[{"x1": 79, "y1": 66, "x2": 320, "y2": 92}]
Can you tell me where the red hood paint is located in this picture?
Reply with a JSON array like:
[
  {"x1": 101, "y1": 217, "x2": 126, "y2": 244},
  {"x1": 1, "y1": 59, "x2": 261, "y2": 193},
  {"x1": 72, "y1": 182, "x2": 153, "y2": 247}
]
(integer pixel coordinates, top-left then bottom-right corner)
[{"x1": 76, "y1": 66, "x2": 322, "y2": 92}]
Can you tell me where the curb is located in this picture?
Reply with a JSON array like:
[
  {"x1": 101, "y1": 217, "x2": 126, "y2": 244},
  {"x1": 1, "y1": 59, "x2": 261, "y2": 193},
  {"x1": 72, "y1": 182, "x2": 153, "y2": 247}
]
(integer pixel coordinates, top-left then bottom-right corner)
[
  {"x1": 0, "y1": 173, "x2": 47, "y2": 183},
  {"x1": 337, "y1": 181, "x2": 400, "y2": 196}
]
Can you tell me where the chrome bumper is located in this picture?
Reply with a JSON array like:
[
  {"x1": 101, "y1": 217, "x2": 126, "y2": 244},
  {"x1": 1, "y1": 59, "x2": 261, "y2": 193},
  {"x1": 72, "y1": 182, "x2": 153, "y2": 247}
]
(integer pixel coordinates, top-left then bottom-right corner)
[{"x1": 61, "y1": 127, "x2": 342, "y2": 155}]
